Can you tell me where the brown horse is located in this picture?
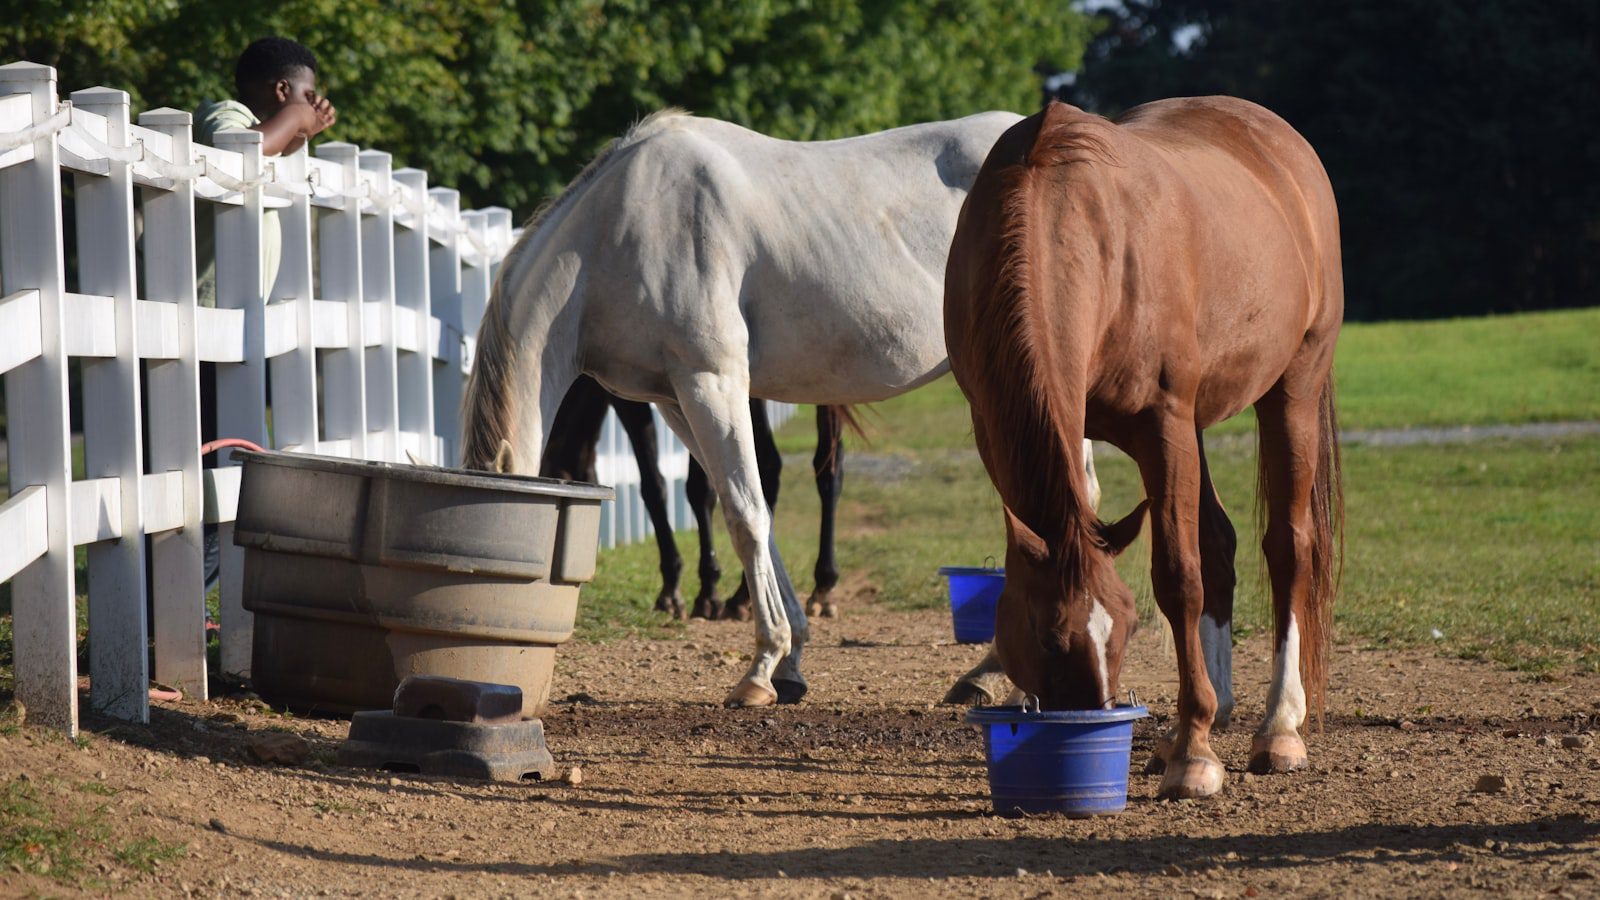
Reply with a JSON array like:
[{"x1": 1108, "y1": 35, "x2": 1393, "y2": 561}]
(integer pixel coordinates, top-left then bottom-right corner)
[{"x1": 945, "y1": 98, "x2": 1344, "y2": 800}]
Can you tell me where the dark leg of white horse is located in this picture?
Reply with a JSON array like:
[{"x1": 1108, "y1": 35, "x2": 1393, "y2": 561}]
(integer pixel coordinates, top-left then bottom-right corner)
[
  {"x1": 665, "y1": 379, "x2": 807, "y2": 708},
  {"x1": 686, "y1": 458, "x2": 723, "y2": 620},
  {"x1": 807, "y1": 406, "x2": 844, "y2": 618},
  {"x1": 1197, "y1": 437, "x2": 1237, "y2": 729},
  {"x1": 719, "y1": 399, "x2": 781, "y2": 622},
  {"x1": 613, "y1": 398, "x2": 685, "y2": 619},
  {"x1": 941, "y1": 646, "x2": 1013, "y2": 705}
]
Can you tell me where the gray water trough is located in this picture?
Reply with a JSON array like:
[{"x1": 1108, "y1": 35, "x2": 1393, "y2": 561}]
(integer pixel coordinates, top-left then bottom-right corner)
[{"x1": 232, "y1": 449, "x2": 613, "y2": 719}]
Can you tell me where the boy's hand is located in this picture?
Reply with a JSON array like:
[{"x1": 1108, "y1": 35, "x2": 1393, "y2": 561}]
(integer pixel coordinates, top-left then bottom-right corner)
[{"x1": 301, "y1": 90, "x2": 337, "y2": 137}]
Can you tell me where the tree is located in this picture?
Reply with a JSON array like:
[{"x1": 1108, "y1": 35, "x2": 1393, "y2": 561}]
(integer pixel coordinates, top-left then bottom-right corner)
[
  {"x1": 3, "y1": 1, "x2": 1094, "y2": 215},
  {"x1": 1056, "y1": 0, "x2": 1600, "y2": 320}
]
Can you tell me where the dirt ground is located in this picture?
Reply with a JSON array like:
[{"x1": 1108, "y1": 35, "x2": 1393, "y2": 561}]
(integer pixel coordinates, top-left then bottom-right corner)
[{"x1": 3, "y1": 590, "x2": 1599, "y2": 898}]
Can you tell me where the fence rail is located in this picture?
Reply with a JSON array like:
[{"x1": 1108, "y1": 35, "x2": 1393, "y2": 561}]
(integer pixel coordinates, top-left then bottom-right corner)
[{"x1": 0, "y1": 60, "x2": 791, "y2": 735}]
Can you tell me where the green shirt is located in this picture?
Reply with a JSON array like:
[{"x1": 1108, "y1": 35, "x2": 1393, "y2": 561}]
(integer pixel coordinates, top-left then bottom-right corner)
[{"x1": 192, "y1": 100, "x2": 282, "y2": 308}]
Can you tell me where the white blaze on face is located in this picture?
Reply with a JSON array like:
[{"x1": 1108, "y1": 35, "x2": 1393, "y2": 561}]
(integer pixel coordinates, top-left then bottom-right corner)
[
  {"x1": 1087, "y1": 598, "x2": 1115, "y2": 707},
  {"x1": 1260, "y1": 612, "x2": 1307, "y2": 735}
]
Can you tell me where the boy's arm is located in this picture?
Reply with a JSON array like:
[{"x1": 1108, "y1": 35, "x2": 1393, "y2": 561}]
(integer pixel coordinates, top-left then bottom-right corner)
[{"x1": 254, "y1": 94, "x2": 336, "y2": 156}]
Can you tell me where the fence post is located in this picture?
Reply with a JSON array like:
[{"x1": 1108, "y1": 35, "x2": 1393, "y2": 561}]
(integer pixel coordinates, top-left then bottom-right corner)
[
  {"x1": 459, "y1": 210, "x2": 490, "y2": 360},
  {"x1": 211, "y1": 126, "x2": 268, "y2": 685},
  {"x1": 0, "y1": 61, "x2": 77, "y2": 733},
  {"x1": 268, "y1": 147, "x2": 318, "y2": 453},
  {"x1": 315, "y1": 142, "x2": 367, "y2": 458},
  {"x1": 71, "y1": 86, "x2": 149, "y2": 722},
  {"x1": 138, "y1": 107, "x2": 207, "y2": 702},
  {"x1": 359, "y1": 150, "x2": 398, "y2": 462},
  {"x1": 392, "y1": 168, "x2": 434, "y2": 462},
  {"x1": 427, "y1": 187, "x2": 462, "y2": 463},
  {"x1": 484, "y1": 207, "x2": 512, "y2": 284}
]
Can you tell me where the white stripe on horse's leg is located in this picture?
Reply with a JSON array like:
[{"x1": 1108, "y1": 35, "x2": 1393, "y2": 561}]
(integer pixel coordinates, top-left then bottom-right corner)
[
  {"x1": 1200, "y1": 613, "x2": 1235, "y2": 729},
  {"x1": 1251, "y1": 611, "x2": 1308, "y2": 772}
]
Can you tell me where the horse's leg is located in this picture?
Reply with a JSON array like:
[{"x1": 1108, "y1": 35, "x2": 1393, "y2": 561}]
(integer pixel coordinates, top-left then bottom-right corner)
[
  {"x1": 1249, "y1": 381, "x2": 1323, "y2": 774},
  {"x1": 685, "y1": 458, "x2": 723, "y2": 620},
  {"x1": 1136, "y1": 414, "x2": 1224, "y2": 800},
  {"x1": 940, "y1": 646, "x2": 1012, "y2": 705},
  {"x1": 538, "y1": 374, "x2": 610, "y2": 482},
  {"x1": 1146, "y1": 433, "x2": 1238, "y2": 774},
  {"x1": 669, "y1": 376, "x2": 808, "y2": 708},
  {"x1": 613, "y1": 398, "x2": 685, "y2": 619},
  {"x1": 719, "y1": 399, "x2": 780, "y2": 622},
  {"x1": 807, "y1": 406, "x2": 844, "y2": 618},
  {"x1": 1197, "y1": 436, "x2": 1238, "y2": 730}
]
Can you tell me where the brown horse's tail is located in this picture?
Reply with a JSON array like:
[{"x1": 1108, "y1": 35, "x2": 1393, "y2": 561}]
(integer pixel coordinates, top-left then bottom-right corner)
[{"x1": 1304, "y1": 378, "x2": 1344, "y2": 727}]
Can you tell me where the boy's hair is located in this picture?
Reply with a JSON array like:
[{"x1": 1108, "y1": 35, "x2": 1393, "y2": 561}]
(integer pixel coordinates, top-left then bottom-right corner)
[{"x1": 234, "y1": 37, "x2": 317, "y2": 97}]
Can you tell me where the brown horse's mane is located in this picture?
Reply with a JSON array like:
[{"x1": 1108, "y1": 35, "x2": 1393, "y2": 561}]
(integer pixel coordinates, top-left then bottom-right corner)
[
  {"x1": 462, "y1": 109, "x2": 693, "y2": 469},
  {"x1": 962, "y1": 104, "x2": 1126, "y2": 569}
]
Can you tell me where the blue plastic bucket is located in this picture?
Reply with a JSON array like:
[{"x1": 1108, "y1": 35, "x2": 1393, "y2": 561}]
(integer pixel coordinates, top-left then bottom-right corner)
[
  {"x1": 938, "y1": 565, "x2": 1004, "y2": 644},
  {"x1": 965, "y1": 703, "x2": 1149, "y2": 817}
]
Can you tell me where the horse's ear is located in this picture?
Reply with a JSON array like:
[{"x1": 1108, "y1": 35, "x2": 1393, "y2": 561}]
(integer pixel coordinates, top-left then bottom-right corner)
[
  {"x1": 1099, "y1": 499, "x2": 1150, "y2": 557},
  {"x1": 1003, "y1": 506, "x2": 1050, "y2": 563},
  {"x1": 493, "y1": 439, "x2": 515, "y2": 474}
]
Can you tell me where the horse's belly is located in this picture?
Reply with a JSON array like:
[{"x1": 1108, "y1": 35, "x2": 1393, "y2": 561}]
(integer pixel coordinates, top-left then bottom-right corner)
[{"x1": 742, "y1": 270, "x2": 950, "y2": 404}]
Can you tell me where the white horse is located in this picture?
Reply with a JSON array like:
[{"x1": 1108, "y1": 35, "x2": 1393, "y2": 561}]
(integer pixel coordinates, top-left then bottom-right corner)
[{"x1": 462, "y1": 109, "x2": 1099, "y2": 708}]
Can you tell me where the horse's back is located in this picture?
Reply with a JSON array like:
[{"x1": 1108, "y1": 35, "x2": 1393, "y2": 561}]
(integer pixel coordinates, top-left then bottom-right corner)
[
  {"x1": 951, "y1": 98, "x2": 1343, "y2": 429},
  {"x1": 587, "y1": 111, "x2": 1023, "y2": 402}
]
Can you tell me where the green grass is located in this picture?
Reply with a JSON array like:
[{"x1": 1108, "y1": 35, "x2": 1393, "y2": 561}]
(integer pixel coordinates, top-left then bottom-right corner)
[
  {"x1": 774, "y1": 306, "x2": 1600, "y2": 453},
  {"x1": 0, "y1": 773, "x2": 181, "y2": 888}
]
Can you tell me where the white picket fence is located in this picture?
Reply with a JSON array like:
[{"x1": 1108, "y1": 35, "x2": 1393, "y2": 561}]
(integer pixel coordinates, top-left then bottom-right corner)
[{"x1": 0, "y1": 61, "x2": 793, "y2": 736}]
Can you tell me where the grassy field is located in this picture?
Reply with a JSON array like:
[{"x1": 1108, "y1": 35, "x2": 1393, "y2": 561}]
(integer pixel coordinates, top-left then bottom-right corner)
[{"x1": 583, "y1": 307, "x2": 1600, "y2": 672}]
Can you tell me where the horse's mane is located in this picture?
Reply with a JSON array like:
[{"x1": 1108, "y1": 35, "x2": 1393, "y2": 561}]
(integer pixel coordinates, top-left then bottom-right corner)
[
  {"x1": 462, "y1": 109, "x2": 693, "y2": 469},
  {"x1": 962, "y1": 104, "x2": 1125, "y2": 566}
]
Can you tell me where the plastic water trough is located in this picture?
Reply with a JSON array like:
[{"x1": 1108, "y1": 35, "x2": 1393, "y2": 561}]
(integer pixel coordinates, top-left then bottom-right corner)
[
  {"x1": 231, "y1": 449, "x2": 612, "y2": 718},
  {"x1": 966, "y1": 698, "x2": 1149, "y2": 817}
]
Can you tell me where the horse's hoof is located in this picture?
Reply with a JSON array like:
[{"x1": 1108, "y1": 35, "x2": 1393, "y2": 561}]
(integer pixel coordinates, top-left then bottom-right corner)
[
  {"x1": 1247, "y1": 733, "x2": 1308, "y2": 774},
  {"x1": 774, "y1": 678, "x2": 808, "y2": 705},
  {"x1": 689, "y1": 597, "x2": 722, "y2": 620},
  {"x1": 940, "y1": 678, "x2": 997, "y2": 707},
  {"x1": 654, "y1": 590, "x2": 685, "y2": 619},
  {"x1": 720, "y1": 601, "x2": 752, "y2": 622},
  {"x1": 1157, "y1": 756, "x2": 1226, "y2": 800},
  {"x1": 819, "y1": 601, "x2": 839, "y2": 618},
  {"x1": 723, "y1": 679, "x2": 777, "y2": 708}
]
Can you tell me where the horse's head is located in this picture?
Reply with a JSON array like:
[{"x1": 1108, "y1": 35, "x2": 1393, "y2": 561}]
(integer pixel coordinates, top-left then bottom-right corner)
[{"x1": 994, "y1": 500, "x2": 1148, "y2": 710}]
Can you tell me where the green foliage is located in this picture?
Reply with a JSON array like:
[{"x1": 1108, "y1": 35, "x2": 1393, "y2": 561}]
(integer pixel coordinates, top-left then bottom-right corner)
[
  {"x1": 1059, "y1": 0, "x2": 1600, "y2": 320},
  {"x1": 2, "y1": 1, "x2": 1093, "y2": 214}
]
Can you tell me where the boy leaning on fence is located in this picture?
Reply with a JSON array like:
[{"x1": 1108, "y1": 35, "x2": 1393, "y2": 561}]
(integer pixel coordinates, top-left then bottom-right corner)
[
  {"x1": 191, "y1": 36, "x2": 336, "y2": 586},
  {"x1": 192, "y1": 35, "x2": 337, "y2": 309}
]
